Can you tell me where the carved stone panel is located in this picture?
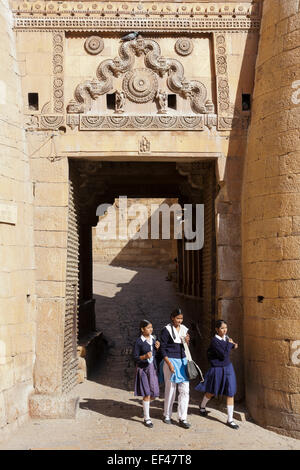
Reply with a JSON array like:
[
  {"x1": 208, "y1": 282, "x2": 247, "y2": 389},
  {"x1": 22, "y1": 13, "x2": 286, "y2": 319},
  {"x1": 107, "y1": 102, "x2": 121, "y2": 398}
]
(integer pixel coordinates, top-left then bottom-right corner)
[{"x1": 53, "y1": 32, "x2": 64, "y2": 114}]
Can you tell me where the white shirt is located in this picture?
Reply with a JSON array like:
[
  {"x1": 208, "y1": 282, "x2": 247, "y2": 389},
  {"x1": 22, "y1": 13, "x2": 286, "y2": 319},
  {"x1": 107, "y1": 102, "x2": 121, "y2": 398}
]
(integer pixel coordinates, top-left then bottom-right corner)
[
  {"x1": 166, "y1": 323, "x2": 188, "y2": 344},
  {"x1": 215, "y1": 334, "x2": 227, "y2": 341},
  {"x1": 140, "y1": 334, "x2": 154, "y2": 347},
  {"x1": 141, "y1": 334, "x2": 154, "y2": 363}
]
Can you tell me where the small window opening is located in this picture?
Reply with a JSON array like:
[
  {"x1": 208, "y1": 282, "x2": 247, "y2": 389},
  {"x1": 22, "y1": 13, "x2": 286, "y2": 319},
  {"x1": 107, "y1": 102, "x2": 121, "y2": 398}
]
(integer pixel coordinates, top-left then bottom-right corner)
[
  {"x1": 257, "y1": 296, "x2": 264, "y2": 303},
  {"x1": 28, "y1": 93, "x2": 39, "y2": 111},
  {"x1": 242, "y1": 94, "x2": 251, "y2": 111},
  {"x1": 168, "y1": 94, "x2": 177, "y2": 110},
  {"x1": 106, "y1": 93, "x2": 116, "y2": 110}
]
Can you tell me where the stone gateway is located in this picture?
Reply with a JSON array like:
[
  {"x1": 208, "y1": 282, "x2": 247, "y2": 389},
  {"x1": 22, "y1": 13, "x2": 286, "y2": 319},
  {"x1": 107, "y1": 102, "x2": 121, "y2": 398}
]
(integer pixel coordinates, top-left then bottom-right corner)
[{"x1": 0, "y1": 0, "x2": 299, "y2": 443}]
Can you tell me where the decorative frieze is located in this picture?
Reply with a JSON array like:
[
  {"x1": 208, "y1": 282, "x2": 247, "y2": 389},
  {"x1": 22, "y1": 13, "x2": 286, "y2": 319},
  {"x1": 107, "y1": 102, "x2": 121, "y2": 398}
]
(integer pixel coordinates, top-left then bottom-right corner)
[
  {"x1": 28, "y1": 112, "x2": 249, "y2": 132},
  {"x1": 14, "y1": 17, "x2": 261, "y2": 33},
  {"x1": 77, "y1": 114, "x2": 207, "y2": 131},
  {"x1": 12, "y1": 2, "x2": 261, "y2": 32}
]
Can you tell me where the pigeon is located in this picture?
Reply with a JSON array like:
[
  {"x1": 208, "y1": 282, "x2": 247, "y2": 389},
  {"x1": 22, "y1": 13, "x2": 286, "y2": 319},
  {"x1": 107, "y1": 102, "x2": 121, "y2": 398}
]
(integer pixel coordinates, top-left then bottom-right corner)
[{"x1": 120, "y1": 31, "x2": 140, "y2": 41}]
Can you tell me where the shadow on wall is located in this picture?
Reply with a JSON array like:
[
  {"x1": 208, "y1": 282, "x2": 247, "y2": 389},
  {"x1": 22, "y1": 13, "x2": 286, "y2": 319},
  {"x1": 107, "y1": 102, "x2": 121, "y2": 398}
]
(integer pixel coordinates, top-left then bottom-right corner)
[{"x1": 213, "y1": 28, "x2": 260, "y2": 401}]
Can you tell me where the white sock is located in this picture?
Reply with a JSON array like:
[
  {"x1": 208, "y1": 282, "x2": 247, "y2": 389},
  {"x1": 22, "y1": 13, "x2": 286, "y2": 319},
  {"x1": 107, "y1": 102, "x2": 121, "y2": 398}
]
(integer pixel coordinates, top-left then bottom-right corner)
[
  {"x1": 200, "y1": 396, "x2": 211, "y2": 409},
  {"x1": 143, "y1": 400, "x2": 150, "y2": 421},
  {"x1": 227, "y1": 405, "x2": 234, "y2": 423}
]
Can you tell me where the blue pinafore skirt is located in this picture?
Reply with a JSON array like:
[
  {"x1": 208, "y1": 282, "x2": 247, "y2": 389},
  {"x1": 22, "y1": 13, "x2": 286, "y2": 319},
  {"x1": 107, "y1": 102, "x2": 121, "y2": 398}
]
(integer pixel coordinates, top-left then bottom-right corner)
[{"x1": 195, "y1": 363, "x2": 237, "y2": 397}]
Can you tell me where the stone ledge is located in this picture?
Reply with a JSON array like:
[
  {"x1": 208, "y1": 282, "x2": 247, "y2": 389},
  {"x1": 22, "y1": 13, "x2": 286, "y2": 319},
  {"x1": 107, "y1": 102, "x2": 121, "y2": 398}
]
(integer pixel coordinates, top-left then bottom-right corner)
[{"x1": 29, "y1": 393, "x2": 79, "y2": 419}]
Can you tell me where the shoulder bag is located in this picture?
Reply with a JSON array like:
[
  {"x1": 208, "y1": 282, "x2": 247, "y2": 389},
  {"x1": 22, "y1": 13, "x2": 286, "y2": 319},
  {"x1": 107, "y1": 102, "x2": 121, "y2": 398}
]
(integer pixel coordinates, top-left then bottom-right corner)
[{"x1": 183, "y1": 340, "x2": 204, "y2": 382}]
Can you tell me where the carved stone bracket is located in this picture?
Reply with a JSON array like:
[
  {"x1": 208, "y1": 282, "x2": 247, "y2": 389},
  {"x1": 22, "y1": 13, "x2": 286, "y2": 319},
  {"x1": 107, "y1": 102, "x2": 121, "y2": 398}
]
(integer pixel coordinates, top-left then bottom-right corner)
[
  {"x1": 176, "y1": 162, "x2": 209, "y2": 190},
  {"x1": 67, "y1": 37, "x2": 212, "y2": 115}
]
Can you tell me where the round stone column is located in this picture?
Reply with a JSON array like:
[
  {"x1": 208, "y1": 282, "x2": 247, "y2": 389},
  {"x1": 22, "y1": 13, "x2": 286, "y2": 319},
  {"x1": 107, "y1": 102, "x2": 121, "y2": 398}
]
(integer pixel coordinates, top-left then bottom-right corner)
[{"x1": 242, "y1": 0, "x2": 300, "y2": 438}]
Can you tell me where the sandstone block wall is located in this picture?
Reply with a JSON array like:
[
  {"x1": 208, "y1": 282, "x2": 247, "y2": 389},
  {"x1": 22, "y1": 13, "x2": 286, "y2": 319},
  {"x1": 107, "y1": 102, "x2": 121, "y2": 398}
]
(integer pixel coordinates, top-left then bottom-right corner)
[
  {"x1": 93, "y1": 198, "x2": 178, "y2": 269},
  {"x1": 242, "y1": 0, "x2": 300, "y2": 438},
  {"x1": 0, "y1": 0, "x2": 36, "y2": 442}
]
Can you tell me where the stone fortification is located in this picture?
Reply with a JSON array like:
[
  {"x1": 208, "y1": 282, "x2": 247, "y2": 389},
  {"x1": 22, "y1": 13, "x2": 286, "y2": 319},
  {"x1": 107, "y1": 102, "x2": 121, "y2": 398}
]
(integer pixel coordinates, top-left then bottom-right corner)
[
  {"x1": 0, "y1": 0, "x2": 36, "y2": 442},
  {"x1": 242, "y1": 0, "x2": 300, "y2": 439}
]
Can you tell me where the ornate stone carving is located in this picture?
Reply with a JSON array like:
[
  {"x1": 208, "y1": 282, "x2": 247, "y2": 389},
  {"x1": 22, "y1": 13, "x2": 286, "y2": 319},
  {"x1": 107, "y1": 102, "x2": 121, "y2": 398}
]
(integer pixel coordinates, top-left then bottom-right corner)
[
  {"x1": 41, "y1": 101, "x2": 51, "y2": 115},
  {"x1": 73, "y1": 114, "x2": 208, "y2": 131},
  {"x1": 115, "y1": 90, "x2": 126, "y2": 113},
  {"x1": 40, "y1": 115, "x2": 64, "y2": 130},
  {"x1": 107, "y1": 116, "x2": 130, "y2": 128},
  {"x1": 178, "y1": 116, "x2": 202, "y2": 129},
  {"x1": 156, "y1": 90, "x2": 168, "y2": 114},
  {"x1": 175, "y1": 38, "x2": 193, "y2": 56},
  {"x1": 66, "y1": 114, "x2": 80, "y2": 130},
  {"x1": 25, "y1": 115, "x2": 39, "y2": 130},
  {"x1": 53, "y1": 32, "x2": 64, "y2": 113},
  {"x1": 81, "y1": 116, "x2": 105, "y2": 129},
  {"x1": 157, "y1": 116, "x2": 177, "y2": 128},
  {"x1": 122, "y1": 68, "x2": 158, "y2": 103},
  {"x1": 84, "y1": 36, "x2": 104, "y2": 55},
  {"x1": 132, "y1": 116, "x2": 153, "y2": 128},
  {"x1": 206, "y1": 114, "x2": 217, "y2": 130},
  {"x1": 68, "y1": 38, "x2": 209, "y2": 115},
  {"x1": 139, "y1": 136, "x2": 151, "y2": 154},
  {"x1": 13, "y1": 2, "x2": 262, "y2": 32},
  {"x1": 213, "y1": 33, "x2": 231, "y2": 130}
]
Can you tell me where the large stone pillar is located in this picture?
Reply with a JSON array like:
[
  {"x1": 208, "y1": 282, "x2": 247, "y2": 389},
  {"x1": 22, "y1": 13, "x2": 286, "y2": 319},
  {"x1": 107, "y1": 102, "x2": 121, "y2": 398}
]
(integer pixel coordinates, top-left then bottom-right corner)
[
  {"x1": 242, "y1": 0, "x2": 300, "y2": 438},
  {"x1": 0, "y1": 0, "x2": 36, "y2": 442}
]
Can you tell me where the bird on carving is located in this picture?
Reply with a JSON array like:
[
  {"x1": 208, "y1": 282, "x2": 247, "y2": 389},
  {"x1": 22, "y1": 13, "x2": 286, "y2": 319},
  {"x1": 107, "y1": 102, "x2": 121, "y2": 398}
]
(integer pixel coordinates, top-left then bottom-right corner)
[{"x1": 120, "y1": 31, "x2": 140, "y2": 41}]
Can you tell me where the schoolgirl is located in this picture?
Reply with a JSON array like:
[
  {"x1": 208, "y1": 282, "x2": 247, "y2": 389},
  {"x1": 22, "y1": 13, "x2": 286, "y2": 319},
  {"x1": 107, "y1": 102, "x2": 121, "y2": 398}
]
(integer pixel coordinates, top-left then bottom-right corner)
[
  {"x1": 160, "y1": 308, "x2": 191, "y2": 429},
  {"x1": 195, "y1": 319, "x2": 239, "y2": 429},
  {"x1": 133, "y1": 320, "x2": 160, "y2": 428}
]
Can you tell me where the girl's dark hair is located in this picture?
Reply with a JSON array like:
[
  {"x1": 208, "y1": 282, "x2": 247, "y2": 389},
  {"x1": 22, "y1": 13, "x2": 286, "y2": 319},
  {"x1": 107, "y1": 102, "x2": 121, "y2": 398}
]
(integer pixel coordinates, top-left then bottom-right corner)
[
  {"x1": 170, "y1": 307, "x2": 183, "y2": 318},
  {"x1": 215, "y1": 319, "x2": 227, "y2": 329},
  {"x1": 140, "y1": 319, "x2": 152, "y2": 329}
]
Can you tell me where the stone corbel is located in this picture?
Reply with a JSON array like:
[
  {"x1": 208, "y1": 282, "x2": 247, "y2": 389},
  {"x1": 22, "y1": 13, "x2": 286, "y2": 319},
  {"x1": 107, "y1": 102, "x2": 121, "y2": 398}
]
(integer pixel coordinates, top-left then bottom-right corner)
[{"x1": 176, "y1": 163, "x2": 204, "y2": 191}]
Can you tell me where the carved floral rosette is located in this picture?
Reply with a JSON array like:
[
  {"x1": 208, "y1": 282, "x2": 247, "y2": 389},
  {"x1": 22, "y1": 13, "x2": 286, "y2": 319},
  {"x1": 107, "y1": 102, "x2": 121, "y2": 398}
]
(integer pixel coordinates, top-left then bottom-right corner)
[
  {"x1": 122, "y1": 68, "x2": 158, "y2": 103},
  {"x1": 175, "y1": 38, "x2": 193, "y2": 56},
  {"x1": 84, "y1": 36, "x2": 104, "y2": 55}
]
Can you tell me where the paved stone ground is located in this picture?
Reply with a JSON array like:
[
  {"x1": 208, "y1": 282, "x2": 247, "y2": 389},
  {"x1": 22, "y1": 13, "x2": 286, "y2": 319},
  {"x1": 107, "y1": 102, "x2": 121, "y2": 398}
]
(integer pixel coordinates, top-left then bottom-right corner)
[{"x1": 0, "y1": 264, "x2": 300, "y2": 450}]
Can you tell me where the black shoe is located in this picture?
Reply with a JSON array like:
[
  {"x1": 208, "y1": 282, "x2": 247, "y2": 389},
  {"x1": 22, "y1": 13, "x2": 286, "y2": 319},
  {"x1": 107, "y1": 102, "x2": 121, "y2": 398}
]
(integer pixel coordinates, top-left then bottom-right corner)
[
  {"x1": 199, "y1": 408, "x2": 208, "y2": 417},
  {"x1": 226, "y1": 421, "x2": 239, "y2": 430},
  {"x1": 144, "y1": 419, "x2": 153, "y2": 428},
  {"x1": 163, "y1": 417, "x2": 172, "y2": 424},
  {"x1": 179, "y1": 420, "x2": 191, "y2": 429}
]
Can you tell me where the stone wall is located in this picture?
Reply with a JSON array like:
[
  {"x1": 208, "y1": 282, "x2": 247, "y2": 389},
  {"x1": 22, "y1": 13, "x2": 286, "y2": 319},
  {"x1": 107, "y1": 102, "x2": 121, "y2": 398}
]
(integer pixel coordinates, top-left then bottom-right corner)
[
  {"x1": 0, "y1": 0, "x2": 36, "y2": 442},
  {"x1": 242, "y1": 0, "x2": 300, "y2": 438},
  {"x1": 93, "y1": 198, "x2": 178, "y2": 270}
]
